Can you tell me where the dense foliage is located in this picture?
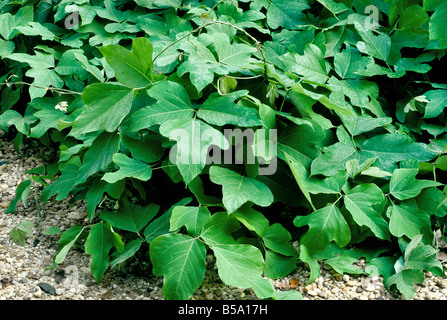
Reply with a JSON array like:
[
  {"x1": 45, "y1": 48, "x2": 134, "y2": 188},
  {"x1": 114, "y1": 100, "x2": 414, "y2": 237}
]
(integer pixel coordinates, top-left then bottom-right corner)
[{"x1": 1, "y1": 0, "x2": 447, "y2": 300}]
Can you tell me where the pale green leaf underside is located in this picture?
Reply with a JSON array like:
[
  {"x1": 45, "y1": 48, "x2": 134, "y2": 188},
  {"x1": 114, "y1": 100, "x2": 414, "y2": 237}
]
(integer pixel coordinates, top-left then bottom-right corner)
[{"x1": 150, "y1": 233, "x2": 206, "y2": 300}]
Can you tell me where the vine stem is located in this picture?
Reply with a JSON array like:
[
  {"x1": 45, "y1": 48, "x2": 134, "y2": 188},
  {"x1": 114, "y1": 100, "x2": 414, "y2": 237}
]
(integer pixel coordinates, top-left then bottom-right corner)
[{"x1": 1, "y1": 75, "x2": 82, "y2": 95}]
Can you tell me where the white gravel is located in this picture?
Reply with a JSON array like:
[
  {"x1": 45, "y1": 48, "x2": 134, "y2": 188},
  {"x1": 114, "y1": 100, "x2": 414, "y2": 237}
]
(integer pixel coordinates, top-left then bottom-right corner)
[{"x1": 2, "y1": 135, "x2": 447, "y2": 300}]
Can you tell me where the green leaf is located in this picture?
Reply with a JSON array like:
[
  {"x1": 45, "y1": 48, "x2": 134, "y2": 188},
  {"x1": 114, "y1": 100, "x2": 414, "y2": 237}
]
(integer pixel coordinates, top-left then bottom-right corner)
[
  {"x1": 232, "y1": 205, "x2": 270, "y2": 237},
  {"x1": 52, "y1": 225, "x2": 85, "y2": 266},
  {"x1": 7, "y1": 51, "x2": 54, "y2": 69},
  {"x1": 353, "y1": 21, "x2": 391, "y2": 63},
  {"x1": 334, "y1": 45, "x2": 371, "y2": 79},
  {"x1": 344, "y1": 183, "x2": 390, "y2": 241},
  {"x1": 311, "y1": 141, "x2": 361, "y2": 177},
  {"x1": 73, "y1": 52, "x2": 105, "y2": 82},
  {"x1": 9, "y1": 227, "x2": 27, "y2": 246},
  {"x1": 84, "y1": 178, "x2": 125, "y2": 219},
  {"x1": 197, "y1": 91, "x2": 262, "y2": 127},
  {"x1": 127, "y1": 81, "x2": 194, "y2": 132},
  {"x1": 169, "y1": 206, "x2": 211, "y2": 237},
  {"x1": 386, "y1": 204, "x2": 429, "y2": 238},
  {"x1": 25, "y1": 68, "x2": 64, "y2": 100},
  {"x1": 390, "y1": 168, "x2": 441, "y2": 201},
  {"x1": 360, "y1": 134, "x2": 439, "y2": 173},
  {"x1": 15, "y1": 22, "x2": 56, "y2": 41},
  {"x1": 101, "y1": 199, "x2": 159, "y2": 233},
  {"x1": 294, "y1": 204, "x2": 351, "y2": 255},
  {"x1": 75, "y1": 131, "x2": 121, "y2": 186},
  {"x1": 212, "y1": 243, "x2": 275, "y2": 299},
  {"x1": 187, "y1": 176, "x2": 221, "y2": 206},
  {"x1": 99, "y1": 37, "x2": 153, "y2": 89},
  {"x1": 29, "y1": 108, "x2": 68, "y2": 139},
  {"x1": 0, "y1": 6, "x2": 34, "y2": 40},
  {"x1": 291, "y1": 159, "x2": 348, "y2": 195},
  {"x1": 110, "y1": 238, "x2": 143, "y2": 268},
  {"x1": 427, "y1": 2, "x2": 447, "y2": 49},
  {"x1": 338, "y1": 111, "x2": 392, "y2": 136},
  {"x1": 5, "y1": 179, "x2": 31, "y2": 214},
  {"x1": 71, "y1": 83, "x2": 134, "y2": 136},
  {"x1": 200, "y1": 211, "x2": 240, "y2": 246},
  {"x1": 102, "y1": 153, "x2": 152, "y2": 184},
  {"x1": 423, "y1": 90, "x2": 447, "y2": 119},
  {"x1": 121, "y1": 134, "x2": 163, "y2": 163},
  {"x1": 150, "y1": 233, "x2": 207, "y2": 300},
  {"x1": 385, "y1": 269, "x2": 425, "y2": 300},
  {"x1": 345, "y1": 157, "x2": 377, "y2": 179},
  {"x1": 262, "y1": 223, "x2": 298, "y2": 257},
  {"x1": 209, "y1": 166, "x2": 274, "y2": 214},
  {"x1": 281, "y1": 44, "x2": 329, "y2": 84},
  {"x1": 9, "y1": 221, "x2": 33, "y2": 246},
  {"x1": 317, "y1": 0, "x2": 350, "y2": 15},
  {"x1": 177, "y1": 38, "x2": 226, "y2": 93},
  {"x1": 405, "y1": 242, "x2": 443, "y2": 274},
  {"x1": 135, "y1": 0, "x2": 182, "y2": 9},
  {"x1": 85, "y1": 221, "x2": 124, "y2": 283},
  {"x1": 213, "y1": 32, "x2": 257, "y2": 68},
  {"x1": 284, "y1": 154, "x2": 314, "y2": 210},
  {"x1": 264, "y1": 250, "x2": 297, "y2": 279},
  {"x1": 43, "y1": 226, "x2": 61, "y2": 235},
  {"x1": 255, "y1": 0, "x2": 310, "y2": 30},
  {"x1": 365, "y1": 256, "x2": 396, "y2": 281},
  {"x1": 160, "y1": 119, "x2": 229, "y2": 185},
  {"x1": 0, "y1": 39, "x2": 14, "y2": 58},
  {"x1": 41, "y1": 164, "x2": 80, "y2": 202}
]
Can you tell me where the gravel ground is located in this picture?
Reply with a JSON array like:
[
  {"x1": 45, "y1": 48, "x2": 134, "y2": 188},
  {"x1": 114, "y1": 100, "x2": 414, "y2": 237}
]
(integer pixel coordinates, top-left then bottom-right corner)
[{"x1": 2, "y1": 135, "x2": 447, "y2": 301}]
